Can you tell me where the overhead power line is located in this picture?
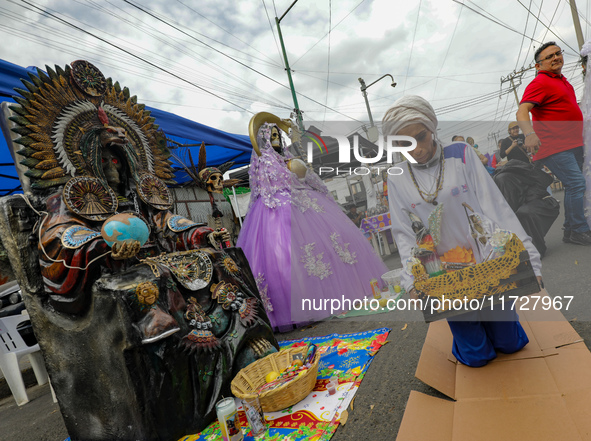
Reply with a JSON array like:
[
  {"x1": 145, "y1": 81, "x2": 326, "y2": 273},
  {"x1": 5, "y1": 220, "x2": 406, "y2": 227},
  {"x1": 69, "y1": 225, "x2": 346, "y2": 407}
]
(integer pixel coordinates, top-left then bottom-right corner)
[
  {"x1": 403, "y1": 0, "x2": 422, "y2": 94},
  {"x1": 514, "y1": 0, "x2": 532, "y2": 70},
  {"x1": 12, "y1": 0, "x2": 291, "y2": 113},
  {"x1": 122, "y1": 0, "x2": 290, "y2": 91},
  {"x1": 432, "y1": 6, "x2": 462, "y2": 99},
  {"x1": 81, "y1": 0, "x2": 290, "y2": 108},
  {"x1": 16, "y1": 0, "x2": 360, "y2": 123},
  {"x1": 453, "y1": 0, "x2": 544, "y2": 44},
  {"x1": 540, "y1": 0, "x2": 564, "y2": 47},
  {"x1": 261, "y1": 0, "x2": 284, "y2": 65},
  {"x1": 20, "y1": 0, "x2": 253, "y2": 112},
  {"x1": 0, "y1": 18, "x2": 291, "y2": 111},
  {"x1": 435, "y1": 93, "x2": 509, "y2": 115},
  {"x1": 515, "y1": 0, "x2": 578, "y2": 53},
  {"x1": 174, "y1": 0, "x2": 281, "y2": 67},
  {"x1": 291, "y1": 0, "x2": 367, "y2": 67},
  {"x1": 118, "y1": 0, "x2": 364, "y2": 123},
  {"x1": 522, "y1": 0, "x2": 544, "y2": 63}
]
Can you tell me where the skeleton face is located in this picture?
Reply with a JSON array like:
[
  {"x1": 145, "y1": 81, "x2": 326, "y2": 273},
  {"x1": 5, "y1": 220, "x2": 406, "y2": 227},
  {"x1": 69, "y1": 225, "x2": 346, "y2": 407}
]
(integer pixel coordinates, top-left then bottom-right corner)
[
  {"x1": 270, "y1": 126, "x2": 281, "y2": 152},
  {"x1": 199, "y1": 168, "x2": 224, "y2": 194},
  {"x1": 207, "y1": 173, "x2": 223, "y2": 193}
]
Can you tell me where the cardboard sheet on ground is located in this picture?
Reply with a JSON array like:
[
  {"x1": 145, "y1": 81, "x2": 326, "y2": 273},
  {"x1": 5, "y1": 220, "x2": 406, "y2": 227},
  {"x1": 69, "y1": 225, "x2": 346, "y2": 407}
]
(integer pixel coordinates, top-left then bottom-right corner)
[
  {"x1": 397, "y1": 291, "x2": 591, "y2": 441},
  {"x1": 181, "y1": 327, "x2": 390, "y2": 441}
]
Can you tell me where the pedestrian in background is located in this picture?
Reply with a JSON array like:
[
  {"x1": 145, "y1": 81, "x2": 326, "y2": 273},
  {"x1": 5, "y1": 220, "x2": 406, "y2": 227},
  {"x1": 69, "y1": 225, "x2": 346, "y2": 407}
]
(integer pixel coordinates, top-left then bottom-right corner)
[
  {"x1": 501, "y1": 122, "x2": 529, "y2": 163},
  {"x1": 347, "y1": 204, "x2": 364, "y2": 227},
  {"x1": 491, "y1": 139, "x2": 506, "y2": 169},
  {"x1": 517, "y1": 41, "x2": 591, "y2": 245}
]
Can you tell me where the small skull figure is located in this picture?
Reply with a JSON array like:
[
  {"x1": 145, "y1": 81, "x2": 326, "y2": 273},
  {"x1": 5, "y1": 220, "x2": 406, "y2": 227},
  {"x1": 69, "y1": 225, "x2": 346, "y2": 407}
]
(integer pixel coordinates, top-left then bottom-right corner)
[
  {"x1": 199, "y1": 167, "x2": 224, "y2": 194},
  {"x1": 189, "y1": 143, "x2": 241, "y2": 248}
]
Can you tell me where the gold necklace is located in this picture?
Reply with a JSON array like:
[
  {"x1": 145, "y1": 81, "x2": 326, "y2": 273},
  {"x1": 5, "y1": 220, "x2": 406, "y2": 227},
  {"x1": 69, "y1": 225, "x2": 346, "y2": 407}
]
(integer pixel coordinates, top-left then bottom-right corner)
[{"x1": 407, "y1": 148, "x2": 445, "y2": 206}]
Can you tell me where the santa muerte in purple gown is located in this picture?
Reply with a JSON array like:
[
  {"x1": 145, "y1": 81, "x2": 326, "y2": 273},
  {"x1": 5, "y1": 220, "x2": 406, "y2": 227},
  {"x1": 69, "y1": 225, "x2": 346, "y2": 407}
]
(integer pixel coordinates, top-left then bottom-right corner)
[{"x1": 236, "y1": 112, "x2": 389, "y2": 332}]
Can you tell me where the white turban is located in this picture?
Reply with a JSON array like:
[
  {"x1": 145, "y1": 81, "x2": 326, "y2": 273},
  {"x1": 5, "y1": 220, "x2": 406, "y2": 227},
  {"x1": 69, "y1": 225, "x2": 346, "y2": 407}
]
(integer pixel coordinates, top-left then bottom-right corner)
[{"x1": 381, "y1": 95, "x2": 438, "y2": 137}]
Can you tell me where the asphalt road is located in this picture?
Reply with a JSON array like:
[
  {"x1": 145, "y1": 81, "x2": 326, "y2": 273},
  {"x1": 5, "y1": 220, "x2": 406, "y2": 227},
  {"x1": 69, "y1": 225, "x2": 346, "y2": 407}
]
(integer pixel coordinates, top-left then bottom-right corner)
[{"x1": 2, "y1": 188, "x2": 590, "y2": 441}]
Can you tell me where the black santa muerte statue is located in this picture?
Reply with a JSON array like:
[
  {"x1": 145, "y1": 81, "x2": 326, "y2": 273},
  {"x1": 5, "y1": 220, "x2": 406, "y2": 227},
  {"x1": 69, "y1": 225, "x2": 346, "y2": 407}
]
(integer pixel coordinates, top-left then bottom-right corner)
[{"x1": 5, "y1": 60, "x2": 277, "y2": 440}]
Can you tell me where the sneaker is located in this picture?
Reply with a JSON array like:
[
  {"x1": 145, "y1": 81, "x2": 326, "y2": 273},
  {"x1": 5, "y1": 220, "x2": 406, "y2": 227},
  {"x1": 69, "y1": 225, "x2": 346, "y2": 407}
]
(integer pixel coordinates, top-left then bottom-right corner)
[
  {"x1": 569, "y1": 231, "x2": 591, "y2": 246},
  {"x1": 563, "y1": 229, "x2": 572, "y2": 243}
]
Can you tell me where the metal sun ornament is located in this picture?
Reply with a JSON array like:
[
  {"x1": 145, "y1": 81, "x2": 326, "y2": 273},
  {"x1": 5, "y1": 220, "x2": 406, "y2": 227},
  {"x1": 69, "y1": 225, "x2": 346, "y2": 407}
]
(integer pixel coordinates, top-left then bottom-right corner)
[
  {"x1": 143, "y1": 250, "x2": 214, "y2": 291},
  {"x1": 137, "y1": 173, "x2": 173, "y2": 210},
  {"x1": 70, "y1": 60, "x2": 107, "y2": 97},
  {"x1": 63, "y1": 176, "x2": 118, "y2": 221}
]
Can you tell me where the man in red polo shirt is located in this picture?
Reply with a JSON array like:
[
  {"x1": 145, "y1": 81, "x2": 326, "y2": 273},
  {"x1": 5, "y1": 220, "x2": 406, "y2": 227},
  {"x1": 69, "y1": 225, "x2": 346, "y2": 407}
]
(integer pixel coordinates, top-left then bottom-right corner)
[{"x1": 516, "y1": 41, "x2": 591, "y2": 245}]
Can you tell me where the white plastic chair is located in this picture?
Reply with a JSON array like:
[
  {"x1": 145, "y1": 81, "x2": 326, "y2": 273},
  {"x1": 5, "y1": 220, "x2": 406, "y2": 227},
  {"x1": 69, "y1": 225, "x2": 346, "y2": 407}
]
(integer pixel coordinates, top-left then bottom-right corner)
[{"x1": 0, "y1": 311, "x2": 49, "y2": 405}]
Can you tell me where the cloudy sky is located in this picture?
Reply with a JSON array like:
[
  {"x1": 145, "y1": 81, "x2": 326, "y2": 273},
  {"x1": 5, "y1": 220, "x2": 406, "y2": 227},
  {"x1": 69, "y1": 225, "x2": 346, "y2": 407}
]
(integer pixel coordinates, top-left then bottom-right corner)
[{"x1": 1, "y1": 0, "x2": 589, "y2": 153}]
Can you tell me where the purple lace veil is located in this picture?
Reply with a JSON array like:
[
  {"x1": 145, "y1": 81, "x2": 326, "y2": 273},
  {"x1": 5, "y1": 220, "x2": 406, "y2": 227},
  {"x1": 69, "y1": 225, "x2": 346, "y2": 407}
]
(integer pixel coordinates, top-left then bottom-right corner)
[{"x1": 248, "y1": 122, "x2": 329, "y2": 210}]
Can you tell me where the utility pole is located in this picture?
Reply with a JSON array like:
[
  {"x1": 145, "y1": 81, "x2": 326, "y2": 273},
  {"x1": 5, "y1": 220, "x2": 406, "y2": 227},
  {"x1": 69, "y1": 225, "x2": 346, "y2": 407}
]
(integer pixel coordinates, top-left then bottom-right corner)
[
  {"x1": 500, "y1": 63, "x2": 535, "y2": 107},
  {"x1": 509, "y1": 78, "x2": 520, "y2": 107},
  {"x1": 487, "y1": 130, "x2": 502, "y2": 149},
  {"x1": 358, "y1": 74, "x2": 396, "y2": 143},
  {"x1": 276, "y1": 0, "x2": 304, "y2": 133},
  {"x1": 569, "y1": 0, "x2": 585, "y2": 51}
]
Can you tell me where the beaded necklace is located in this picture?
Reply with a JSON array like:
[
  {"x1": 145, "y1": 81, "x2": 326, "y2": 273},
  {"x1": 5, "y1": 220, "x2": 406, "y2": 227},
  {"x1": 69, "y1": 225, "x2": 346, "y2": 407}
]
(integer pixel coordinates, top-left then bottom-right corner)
[{"x1": 407, "y1": 147, "x2": 445, "y2": 206}]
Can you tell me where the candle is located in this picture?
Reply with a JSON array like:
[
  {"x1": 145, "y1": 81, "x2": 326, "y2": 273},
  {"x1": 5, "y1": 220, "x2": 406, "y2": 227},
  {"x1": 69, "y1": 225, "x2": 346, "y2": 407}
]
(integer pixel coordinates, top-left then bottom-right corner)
[{"x1": 216, "y1": 397, "x2": 243, "y2": 441}]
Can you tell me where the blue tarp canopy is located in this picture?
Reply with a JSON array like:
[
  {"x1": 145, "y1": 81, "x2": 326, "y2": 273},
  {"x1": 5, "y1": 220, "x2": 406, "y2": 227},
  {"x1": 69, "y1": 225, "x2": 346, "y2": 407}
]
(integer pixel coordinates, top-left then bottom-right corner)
[{"x1": 0, "y1": 59, "x2": 253, "y2": 195}]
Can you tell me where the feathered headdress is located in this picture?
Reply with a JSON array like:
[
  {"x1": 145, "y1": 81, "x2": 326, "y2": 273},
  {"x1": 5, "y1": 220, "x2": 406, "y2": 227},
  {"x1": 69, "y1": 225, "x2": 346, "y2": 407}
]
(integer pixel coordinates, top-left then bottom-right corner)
[
  {"x1": 9, "y1": 60, "x2": 174, "y2": 220},
  {"x1": 174, "y1": 142, "x2": 240, "y2": 192}
]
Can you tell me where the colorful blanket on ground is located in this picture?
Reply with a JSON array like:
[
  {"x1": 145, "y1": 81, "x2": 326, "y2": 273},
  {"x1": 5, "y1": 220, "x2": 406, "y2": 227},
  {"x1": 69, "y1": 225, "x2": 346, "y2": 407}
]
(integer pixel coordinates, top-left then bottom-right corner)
[{"x1": 179, "y1": 327, "x2": 390, "y2": 441}]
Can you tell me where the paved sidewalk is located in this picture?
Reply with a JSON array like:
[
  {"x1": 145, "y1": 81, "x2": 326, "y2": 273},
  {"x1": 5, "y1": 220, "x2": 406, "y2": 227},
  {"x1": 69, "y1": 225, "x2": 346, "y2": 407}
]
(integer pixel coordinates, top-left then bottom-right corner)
[{"x1": 0, "y1": 382, "x2": 66, "y2": 441}]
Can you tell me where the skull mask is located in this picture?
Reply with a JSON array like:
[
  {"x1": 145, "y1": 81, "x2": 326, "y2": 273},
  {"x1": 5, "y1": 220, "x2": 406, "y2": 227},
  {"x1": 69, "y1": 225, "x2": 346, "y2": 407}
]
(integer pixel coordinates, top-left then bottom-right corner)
[{"x1": 199, "y1": 167, "x2": 224, "y2": 194}]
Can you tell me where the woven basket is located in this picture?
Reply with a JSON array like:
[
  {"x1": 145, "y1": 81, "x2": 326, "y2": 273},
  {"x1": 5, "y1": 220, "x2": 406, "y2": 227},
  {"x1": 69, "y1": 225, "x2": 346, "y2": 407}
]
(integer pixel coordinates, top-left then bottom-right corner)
[{"x1": 231, "y1": 346, "x2": 320, "y2": 412}]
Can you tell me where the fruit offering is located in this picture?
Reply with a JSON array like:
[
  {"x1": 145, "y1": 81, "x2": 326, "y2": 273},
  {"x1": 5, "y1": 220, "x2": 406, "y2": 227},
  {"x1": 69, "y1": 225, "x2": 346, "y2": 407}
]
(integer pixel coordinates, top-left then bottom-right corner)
[
  {"x1": 265, "y1": 371, "x2": 279, "y2": 383},
  {"x1": 256, "y1": 344, "x2": 317, "y2": 394}
]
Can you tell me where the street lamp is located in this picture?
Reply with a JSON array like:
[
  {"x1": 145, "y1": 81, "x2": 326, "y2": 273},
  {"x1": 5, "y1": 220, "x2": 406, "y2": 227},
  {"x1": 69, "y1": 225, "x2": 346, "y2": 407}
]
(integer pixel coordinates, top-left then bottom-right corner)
[{"x1": 358, "y1": 74, "x2": 396, "y2": 143}]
